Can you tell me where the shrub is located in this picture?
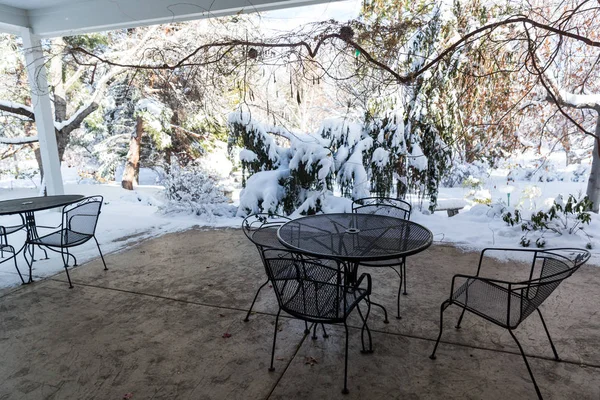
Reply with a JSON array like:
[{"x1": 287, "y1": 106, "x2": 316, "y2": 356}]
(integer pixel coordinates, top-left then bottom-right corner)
[
  {"x1": 161, "y1": 161, "x2": 235, "y2": 218},
  {"x1": 502, "y1": 194, "x2": 593, "y2": 248}
]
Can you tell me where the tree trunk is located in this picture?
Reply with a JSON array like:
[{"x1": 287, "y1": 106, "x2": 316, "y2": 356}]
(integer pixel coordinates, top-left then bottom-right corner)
[
  {"x1": 585, "y1": 113, "x2": 600, "y2": 212},
  {"x1": 121, "y1": 116, "x2": 143, "y2": 190}
]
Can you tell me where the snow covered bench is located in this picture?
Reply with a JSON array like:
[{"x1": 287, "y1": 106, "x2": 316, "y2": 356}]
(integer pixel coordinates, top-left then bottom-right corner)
[{"x1": 433, "y1": 199, "x2": 468, "y2": 217}]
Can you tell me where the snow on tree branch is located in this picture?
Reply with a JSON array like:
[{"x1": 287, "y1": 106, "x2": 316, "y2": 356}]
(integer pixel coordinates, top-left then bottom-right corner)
[
  {"x1": 0, "y1": 135, "x2": 38, "y2": 144},
  {"x1": 0, "y1": 100, "x2": 35, "y2": 121}
]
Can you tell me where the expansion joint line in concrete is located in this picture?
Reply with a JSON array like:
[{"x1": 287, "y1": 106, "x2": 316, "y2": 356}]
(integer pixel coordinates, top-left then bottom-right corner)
[
  {"x1": 265, "y1": 324, "x2": 310, "y2": 400},
  {"x1": 45, "y1": 277, "x2": 600, "y2": 371}
]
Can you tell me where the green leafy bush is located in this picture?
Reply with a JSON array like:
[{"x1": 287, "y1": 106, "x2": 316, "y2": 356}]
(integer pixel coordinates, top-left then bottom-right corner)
[{"x1": 502, "y1": 195, "x2": 593, "y2": 248}]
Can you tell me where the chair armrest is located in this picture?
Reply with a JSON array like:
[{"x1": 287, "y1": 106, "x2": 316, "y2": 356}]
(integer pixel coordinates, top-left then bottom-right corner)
[
  {"x1": 35, "y1": 224, "x2": 62, "y2": 230},
  {"x1": 476, "y1": 248, "x2": 543, "y2": 276}
]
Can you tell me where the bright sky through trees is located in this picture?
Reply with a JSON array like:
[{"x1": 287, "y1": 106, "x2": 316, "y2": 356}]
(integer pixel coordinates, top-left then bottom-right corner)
[{"x1": 259, "y1": 0, "x2": 361, "y2": 30}]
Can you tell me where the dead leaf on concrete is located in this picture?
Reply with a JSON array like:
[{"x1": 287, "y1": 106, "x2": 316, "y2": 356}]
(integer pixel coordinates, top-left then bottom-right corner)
[{"x1": 304, "y1": 356, "x2": 318, "y2": 366}]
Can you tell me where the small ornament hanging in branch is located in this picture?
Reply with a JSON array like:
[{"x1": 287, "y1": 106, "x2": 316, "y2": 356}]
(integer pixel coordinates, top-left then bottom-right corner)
[
  {"x1": 247, "y1": 48, "x2": 258, "y2": 59},
  {"x1": 339, "y1": 26, "x2": 354, "y2": 41}
]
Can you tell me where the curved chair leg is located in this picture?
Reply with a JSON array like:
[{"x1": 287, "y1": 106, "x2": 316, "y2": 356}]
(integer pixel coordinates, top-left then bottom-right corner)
[
  {"x1": 23, "y1": 244, "x2": 34, "y2": 283},
  {"x1": 369, "y1": 299, "x2": 389, "y2": 324},
  {"x1": 94, "y1": 237, "x2": 107, "y2": 270},
  {"x1": 269, "y1": 309, "x2": 281, "y2": 372},
  {"x1": 304, "y1": 321, "x2": 310, "y2": 335},
  {"x1": 321, "y1": 324, "x2": 329, "y2": 338},
  {"x1": 312, "y1": 323, "x2": 318, "y2": 340},
  {"x1": 508, "y1": 329, "x2": 544, "y2": 400},
  {"x1": 12, "y1": 249, "x2": 25, "y2": 284},
  {"x1": 357, "y1": 297, "x2": 373, "y2": 353},
  {"x1": 342, "y1": 321, "x2": 350, "y2": 394},
  {"x1": 537, "y1": 309, "x2": 559, "y2": 361},
  {"x1": 37, "y1": 246, "x2": 48, "y2": 260},
  {"x1": 430, "y1": 300, "x2": 451, "y2": 360},
  {"x1": 60, "y1": 249, "x2": 73, "y2": 289},
  {"x1": 244, "y1": 279, "x2": 269, "y2": 322}
]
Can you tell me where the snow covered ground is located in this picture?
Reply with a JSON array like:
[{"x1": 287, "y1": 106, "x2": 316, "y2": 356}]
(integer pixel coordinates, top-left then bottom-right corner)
[
  {"x1": 0, "y1": 150, "x2": 598, "y2": 290},
  {"x1": 0, "y1": 166, "x2": 240, "y2": 289}
]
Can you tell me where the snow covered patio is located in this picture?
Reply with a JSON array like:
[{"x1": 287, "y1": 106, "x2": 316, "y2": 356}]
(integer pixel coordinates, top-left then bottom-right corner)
[{"x1": 0, "y1": 228, "x2": 598, "y2": 399}]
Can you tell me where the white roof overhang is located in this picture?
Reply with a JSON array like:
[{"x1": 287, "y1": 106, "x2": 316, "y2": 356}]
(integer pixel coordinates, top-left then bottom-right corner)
[{"x1": 0, "y1": 0, "x2": 344, "y2": 37}]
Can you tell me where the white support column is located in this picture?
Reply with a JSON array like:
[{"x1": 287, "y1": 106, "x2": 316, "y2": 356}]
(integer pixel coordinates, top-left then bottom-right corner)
[{"x1": 20, "y1": 28, "x2": 64, "y2": 195}]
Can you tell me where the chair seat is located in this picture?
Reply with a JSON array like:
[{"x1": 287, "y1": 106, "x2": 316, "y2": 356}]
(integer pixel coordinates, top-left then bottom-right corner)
[
  {"x1": 251, "y1": 226, "x2": 287, "y2": 249},
  {"x1": 280, "y1": 280, "x2": 369, "y2": 322},
  {"x1": 1, "y1": 225, "x2": 24, "y2": 235},
  {"x1": 359, "y1": 257, "x2": 404, "y2": 267},
  {"x1": 452, "y1": 278, "x2": 528, "y2": 328},
  {"x1": 28, "y1": 229, "x2": 92, "y2": 248}
]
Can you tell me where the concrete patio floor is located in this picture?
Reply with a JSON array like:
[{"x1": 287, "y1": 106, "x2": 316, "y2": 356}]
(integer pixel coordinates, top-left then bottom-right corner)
[{"x1": 0, "y1": 228, "x2": 599, "y2": 399}]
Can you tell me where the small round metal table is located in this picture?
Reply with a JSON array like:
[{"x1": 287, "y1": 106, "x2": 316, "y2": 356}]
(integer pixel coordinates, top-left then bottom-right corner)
[
  {"x1": 278, "y1": 213, "x2": 433, "y2": 322},
  {"x1": 0, "y1": 194, "x2": 84, "y2": 283},
  {"x1": 277, "y1": 213, "x2": 432, "y2": 262}
]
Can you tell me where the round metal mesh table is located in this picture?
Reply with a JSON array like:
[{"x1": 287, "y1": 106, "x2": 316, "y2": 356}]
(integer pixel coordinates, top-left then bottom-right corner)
[
  {"x1": 0, "y1": 195, "x2": 84, "y2": 216},
  {"x1": 277, "y1": 213, "x2": 433, "y2": 262}
]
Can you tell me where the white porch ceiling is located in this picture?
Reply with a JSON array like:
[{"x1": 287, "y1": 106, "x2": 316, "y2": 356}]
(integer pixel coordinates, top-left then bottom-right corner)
[{"x1": 0, "y1": 0, "x2": 344, "y2": 37}]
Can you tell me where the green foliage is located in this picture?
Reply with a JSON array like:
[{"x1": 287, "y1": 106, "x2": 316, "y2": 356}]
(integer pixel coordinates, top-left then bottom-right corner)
[
  {"x1": 227, "y1": 120, "x2": 280, "y2": 186},
  {"x1": 462, "y1": 176, "x2": 483, "y2": 189},
  {"x1": 502, "y1": 195, "x2": 593, "y2": 247},
  {"x1": 502, "y1": 209, "x2": 521, "y2": 226},
  {"x1": 63, "y1": 34, "x2": 109, "y2": 50}
]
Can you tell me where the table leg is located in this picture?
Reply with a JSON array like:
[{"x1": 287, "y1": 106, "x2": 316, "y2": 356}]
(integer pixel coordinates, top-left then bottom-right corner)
[
  {"x1": 350, "y1": 261, "x2": 389, "y2": 324},
  {"x1": 22, "y1": 211, "x2": 39, "y2": 283}
]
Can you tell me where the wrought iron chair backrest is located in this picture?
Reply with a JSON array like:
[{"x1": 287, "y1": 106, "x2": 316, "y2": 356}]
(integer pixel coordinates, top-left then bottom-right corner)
[
  {"x1": 352, "y1": 197, "x2": 411, "y2": 220},
  {"x1": 242, "y1": 213, "x2": 290, "y2": 250},
  {"x1": 512, "y1": 248, "x2": 590, "y2": 324},
  {"x1": 63, "y1": 196, "x2": 103, "y2": 237},
  {"x1": 261, "y1": 249, "x2": 348, "y2": 321}
]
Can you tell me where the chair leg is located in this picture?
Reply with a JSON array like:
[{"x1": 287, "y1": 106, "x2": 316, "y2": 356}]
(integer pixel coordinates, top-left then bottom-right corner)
[
  {"x1": 342, "y1": 321, "x2": 350, "y2": 394},
  {"x1": 357, "y1": 297, "x2": 373, "y2": 353},
  {"x1": 537, "y1": 309, "x2": 560, "y2": 361},
  {"x1": 12, "y1": 250, "x2": 25, "y2": 284},
  {"x1": 369, "y1": 299, "x2": 389, "y2": 324},
  {"x1": 269, "y1": 309, "x2": 281, "y2": 372},
  {"x1": 508, "y1": 329, "x2": 544, "y2": 400},
  {"x1": 37, "y1": 246, "x2": 48, "y2": 260},
  {"x1": 321, "y1": 324, "x2": 329, "y2": 338},
  {"x1": 23, "y1": 244, "x2": 34, "y2": 283},
  {"x1": 70, "y1": 251, "x2": 78, "y2": 267},
  {"x1": 455, "y1": 308, "x2": 467, "y2": 329},
  {"x1": 60, "y1": 249, "x2": 73, "y2": 289},
  {"x1": 244, "y1": 280, "x2": 269, "y2": 322},
  {"x1": 312, "y1": 323, "x2": 318, "y2": 340},
  {"x1": 304, "y1": 321, "x2": 310, "y2": 335},
  {"x1": 402, "y1": 258, "x2": 408, "y2": 295},
  {"x1": 94, "y1": 237, "x2": 107, "y2": 270},
  {"x1": 430, "y1": 300, "x2": 451, "y2": 360},
  {"x1": 393, "y1": 265, "x2": 403, "y2": 319}
]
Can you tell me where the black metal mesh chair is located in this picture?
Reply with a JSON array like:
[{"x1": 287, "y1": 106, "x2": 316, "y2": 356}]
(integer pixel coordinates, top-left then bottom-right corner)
[
  {"x1": 26, "y1": 196, "x2": 107, "y2": 288},
  {"x1": 429, "y1": 248, "x2": 591, "y2": 399},
  {"x1": 352, "y1": 196, "x2": 412, "y2": 319},
  {"x1": 262, "y1": 248, "x2": 373, "y2": 394},
  {"x1": 0, "y1": 215, "x2": 26, "y2": 283},
  {"x1": 242, "y1": 213, "x2": 291, "y2": 321}
]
